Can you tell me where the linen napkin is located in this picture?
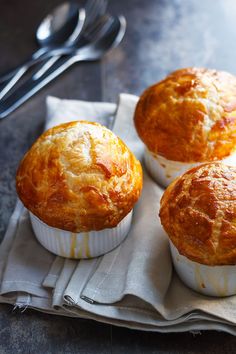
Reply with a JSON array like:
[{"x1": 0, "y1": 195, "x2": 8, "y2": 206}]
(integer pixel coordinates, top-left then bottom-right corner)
[{"x1": 1, "y1": 94, "x2": 236, "y2": 335}]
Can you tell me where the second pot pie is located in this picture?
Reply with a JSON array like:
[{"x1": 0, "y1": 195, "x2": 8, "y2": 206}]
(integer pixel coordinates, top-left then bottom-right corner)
[{"x1": 134, "y1": 67, "x2": 236, "y2": 186}]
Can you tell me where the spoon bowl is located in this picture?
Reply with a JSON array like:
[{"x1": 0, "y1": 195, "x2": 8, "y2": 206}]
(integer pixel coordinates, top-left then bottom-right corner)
[{"x1": 36, "y1": 2, "x2": 81, "y2": 47}]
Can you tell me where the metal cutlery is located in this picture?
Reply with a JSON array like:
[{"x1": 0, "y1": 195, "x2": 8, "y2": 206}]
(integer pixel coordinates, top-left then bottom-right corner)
[
  {"x1": 0, "y1": 2, "x2": 84, "y2": 85},
  {"x1": 0, "y1": 0, "x2": 108, "y2": 100},
  {"x1": 0, "y1": 0, "x2": 109, "y2": 101},
  {"x1": 0, "y1": 15, "x2": 126, "y2": 119}
]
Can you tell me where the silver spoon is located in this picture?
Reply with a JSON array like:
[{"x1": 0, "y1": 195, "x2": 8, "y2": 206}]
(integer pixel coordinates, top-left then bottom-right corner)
[{"x1": 0, "y1": 2, "x2": 85, "y2": 85}]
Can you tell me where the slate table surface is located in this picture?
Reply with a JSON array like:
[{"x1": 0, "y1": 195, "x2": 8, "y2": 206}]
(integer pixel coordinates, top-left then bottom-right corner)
[{"x1": 1, "y1": 0, "x2": 236, "y2": 352}]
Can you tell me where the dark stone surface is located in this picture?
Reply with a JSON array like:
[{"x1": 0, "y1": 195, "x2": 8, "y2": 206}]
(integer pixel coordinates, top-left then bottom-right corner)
[
  {"x1": 0, "y1": 304, "x2": 111, "y2": 354},
  {"x1": 1, "y1": 0, "x2": 236, "y2": 352},
  {"x1": 111, "y1": 326, "x2": 236, "y2": 354}
]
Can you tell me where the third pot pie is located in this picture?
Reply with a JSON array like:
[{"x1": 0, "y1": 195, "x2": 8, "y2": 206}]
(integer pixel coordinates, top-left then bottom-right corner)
[
  {"x1": 134, "y1": 67, "x2": 236, "y2": 187},
  {"x1": 159, "y1": 162, "x2": 236, "y2": 296}
]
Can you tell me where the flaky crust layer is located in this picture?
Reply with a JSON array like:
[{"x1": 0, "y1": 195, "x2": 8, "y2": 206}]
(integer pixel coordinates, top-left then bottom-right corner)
[
  {"x1": 159, "y1": 163, "x2": 236, "y2": 265},
  {"x1": 16, "y1": 121, "x2": 143, "y2": 232},
  {"x1": 134, "y1": 67, "x2": 236, "y2": 162}
]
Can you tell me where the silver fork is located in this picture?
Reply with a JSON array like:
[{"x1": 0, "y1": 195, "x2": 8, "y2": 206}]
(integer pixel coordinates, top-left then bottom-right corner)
[
  {"x1": 0, "y1": 15, "x2": 126, "y2": 119},
  {"x1": 34, "y1": 0, "x2": 108, "y2": 80}
]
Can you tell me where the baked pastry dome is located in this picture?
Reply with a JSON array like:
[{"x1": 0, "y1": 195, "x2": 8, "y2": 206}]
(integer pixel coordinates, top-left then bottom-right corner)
[
  {"x1": 159, "y1": 163, "x2": 236, "y2": 266},
  {"x1": 16, "y1": 121, "x2": 143, "y2": 232},
  {"x1": 134, "y1": 67, "x2": 236, "y2": 162}
]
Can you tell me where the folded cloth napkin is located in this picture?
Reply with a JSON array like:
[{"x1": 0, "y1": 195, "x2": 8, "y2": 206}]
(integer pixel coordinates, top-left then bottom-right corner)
[{"x1": 1, "y1": 94, "x2": 236, "y2": 335}]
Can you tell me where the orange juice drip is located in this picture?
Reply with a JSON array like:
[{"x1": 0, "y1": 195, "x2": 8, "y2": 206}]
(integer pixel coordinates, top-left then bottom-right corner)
[
  {"x1": 56, "y1": 234, "x2": 65, "y2": 257},
  {"x1": 83, "y1": 232, "x2": 91, "y2": 258},
  {"x1": 194, "y1": 264, "x2": 205, "y2": 289},
  {"x1": 70, "y1": 233, "x2": 77, "y2": 258},
  {"x1": 77, "y1": 246, "x2": 83, "y2": 259}
]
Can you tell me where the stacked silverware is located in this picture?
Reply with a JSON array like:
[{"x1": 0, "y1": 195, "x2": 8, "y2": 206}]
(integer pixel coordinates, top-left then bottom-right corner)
[{"x1": 0, "y1": 0, "x2": 126, "y2": 118}]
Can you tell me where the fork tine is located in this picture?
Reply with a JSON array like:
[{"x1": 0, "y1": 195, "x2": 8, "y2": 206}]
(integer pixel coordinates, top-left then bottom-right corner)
[
  {"x1": 84, "y1": 0, "x2": 97, "y2": 13},
  {"x1": 89, "y1": 16, "x2": 113, "y2": 41},
  {"x1": 96, "y1": 0, "x2": 108, "y2": 17},
  {"x1": 84, "y1": 0, "x2": 100, "y2": 26},
  {"x1": 84, "y1": 0, "x2": 107, "y2": 28},
  {"x1": 83, "y1": 14, "x2": 112, "y2": 42}
]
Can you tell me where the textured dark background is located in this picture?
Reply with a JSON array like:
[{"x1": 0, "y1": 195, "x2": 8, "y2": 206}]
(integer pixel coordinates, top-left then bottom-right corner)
[{"x1": 1, "y1": 0, "x2": 236, "y2": 352}]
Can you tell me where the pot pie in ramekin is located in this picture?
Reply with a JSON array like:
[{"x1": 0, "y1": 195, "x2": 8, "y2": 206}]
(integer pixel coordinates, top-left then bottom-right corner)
[
  {"x1": 159, "y1": 162, "x2": 236, "y2": 297},
  {"x1": 134, "y1": 67, "x2": 236, "y2": 187},
  {"x1": 16, "y1": 121, "x2": 143, "y2": 259}
]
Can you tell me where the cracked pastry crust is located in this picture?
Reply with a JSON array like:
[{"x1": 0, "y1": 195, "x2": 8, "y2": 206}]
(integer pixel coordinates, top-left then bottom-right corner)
[
  {"x1": 16, "y1": 121, "x2": 143, "y2": 233},
  {"x1": 159, "y1": 163, "x2": 236, "y2": 265},
  {"x1": 134, "y1": 67, "x2": 236, "y2": 162}
]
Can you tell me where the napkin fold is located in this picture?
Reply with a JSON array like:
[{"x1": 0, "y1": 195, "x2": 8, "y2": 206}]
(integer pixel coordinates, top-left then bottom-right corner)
[{"x1": 1, "y1": 94, "x2": 236, "y2": 335}]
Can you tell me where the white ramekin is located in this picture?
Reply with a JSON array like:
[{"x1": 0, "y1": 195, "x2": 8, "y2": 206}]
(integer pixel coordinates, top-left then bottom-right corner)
[
  {"x1": 144, "y1": 148, "x2": 236, "y2": 187},
  {"x1": 144, "y1": 149, "x2": 200, "y2": 187},
  {"x1": 29, "y1": 211, "x2": 133, "y2": 259},
  {"x1": 170, "y1": 241, "x2": 236, "y2": 297}
]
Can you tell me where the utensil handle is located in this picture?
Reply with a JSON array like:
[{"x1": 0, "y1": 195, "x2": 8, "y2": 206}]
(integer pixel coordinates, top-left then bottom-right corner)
[
  {"x1": 33, "y1": 55, "x2": 60, "y2": 80},
  {"x1": 0, "y1": 47, "x2": 48, "y2": 84},
  {"x1": 0, "y1": 48, "x2": 78, "y2": 101},
  {"x1": 0, "y1": 66, "x2": 28, "y2": 101},
  {"x1": 0, "y1": 48, "x2": 53, "y2": 101},
  {"x1": 0, "y1": 55, "x2": 78, "y2": 119}
]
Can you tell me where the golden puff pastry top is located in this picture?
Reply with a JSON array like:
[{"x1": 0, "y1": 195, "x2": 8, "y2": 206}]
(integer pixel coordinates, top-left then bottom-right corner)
[
  {"x1": 159, "y1": 163, "x2": 236, "y2": 266},
  {"x1": 16, "y1": 121, "x2": 143, "y2": 233},
  {"x1": 134, "y1": 67, "x2": 236, "y2": 162}
]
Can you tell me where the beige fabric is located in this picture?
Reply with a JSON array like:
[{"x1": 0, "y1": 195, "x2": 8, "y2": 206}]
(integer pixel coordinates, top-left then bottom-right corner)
[{"x1": 1, "y1": 94, "x2": 236, "y2": 335}]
